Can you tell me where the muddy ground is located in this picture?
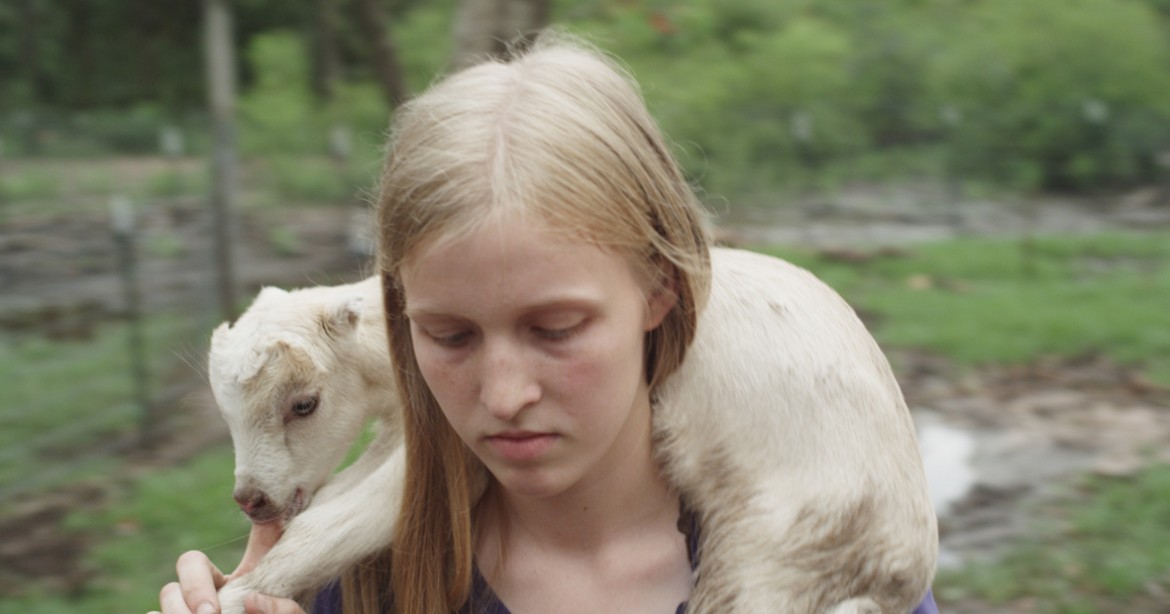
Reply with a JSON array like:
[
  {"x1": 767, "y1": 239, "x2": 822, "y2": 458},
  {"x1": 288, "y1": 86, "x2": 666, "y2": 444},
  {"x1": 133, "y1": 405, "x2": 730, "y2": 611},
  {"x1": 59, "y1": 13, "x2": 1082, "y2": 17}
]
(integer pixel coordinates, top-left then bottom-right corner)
[{"x1": 2, "y1": 174, "x2": 1169, "y2": 606}]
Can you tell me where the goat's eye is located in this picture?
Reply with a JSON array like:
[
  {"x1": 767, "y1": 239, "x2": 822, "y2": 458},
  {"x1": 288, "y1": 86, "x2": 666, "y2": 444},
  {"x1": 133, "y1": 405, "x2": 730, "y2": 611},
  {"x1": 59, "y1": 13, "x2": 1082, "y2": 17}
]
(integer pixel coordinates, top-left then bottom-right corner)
[{"x1": 291, "y1": 395, "x2": 319, "y2": 417}]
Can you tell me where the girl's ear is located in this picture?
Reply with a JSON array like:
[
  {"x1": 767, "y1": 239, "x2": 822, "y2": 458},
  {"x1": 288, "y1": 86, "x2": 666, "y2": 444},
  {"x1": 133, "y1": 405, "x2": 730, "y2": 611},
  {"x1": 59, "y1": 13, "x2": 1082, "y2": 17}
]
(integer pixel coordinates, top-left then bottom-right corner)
[{"x1": 643, "y1": 262, "x2": 679, "y2": 331}]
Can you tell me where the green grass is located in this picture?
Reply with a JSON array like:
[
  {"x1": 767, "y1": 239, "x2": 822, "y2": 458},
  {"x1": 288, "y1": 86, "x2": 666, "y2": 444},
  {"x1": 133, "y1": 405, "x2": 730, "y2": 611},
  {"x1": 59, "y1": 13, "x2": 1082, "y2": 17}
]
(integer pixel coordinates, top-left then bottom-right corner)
[
  {"x1": 759, "y1": 231, "x2": 1170, "y2": 384},
  {"x1": 138, "y1": 165, "x2": 209, "y2": 200},
  {"x1": 0, "y1": 315, "x2": 192, "y2": 491},
  {"x1": 934, "y1": 463, "x2": 1170, "y2": 613},
  {"x1": 3, "y1": 444, "x2": 248, "y2": 613},
  {"x1": 0, "y1": 421, "x2": 378, "y2": 613},
  {"x1": 0, "y1": 169, "x2": 66, "y2": 214},
  {"x1": 0, "y1": 155, "x2": 378, "y2": 223}
]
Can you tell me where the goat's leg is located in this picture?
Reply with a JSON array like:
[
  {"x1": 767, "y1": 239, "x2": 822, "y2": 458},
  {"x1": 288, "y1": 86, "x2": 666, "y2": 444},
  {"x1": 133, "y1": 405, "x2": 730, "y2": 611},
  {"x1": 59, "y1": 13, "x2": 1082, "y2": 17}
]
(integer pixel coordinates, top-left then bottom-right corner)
[
  {"x1": 311, "y1": 427, "x2": 399, "y2": 507},
  {"x1": 218, "y1": 445, "x2": 406, "y2": 614}
]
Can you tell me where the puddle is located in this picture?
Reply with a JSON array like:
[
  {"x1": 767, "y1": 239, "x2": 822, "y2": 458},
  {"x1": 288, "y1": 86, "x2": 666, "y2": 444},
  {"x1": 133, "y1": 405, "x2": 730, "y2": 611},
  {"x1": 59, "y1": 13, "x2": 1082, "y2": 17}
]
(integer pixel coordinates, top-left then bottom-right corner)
[
  {"x1": 916, "y1": 412, "x2": 977, "y2": 517},
  {"x1": 913, "y1": 407, "x2": 1112, "y2": 569},
  {"x1": 915, "y1": 412, "x2": 979, "y2": 569}
]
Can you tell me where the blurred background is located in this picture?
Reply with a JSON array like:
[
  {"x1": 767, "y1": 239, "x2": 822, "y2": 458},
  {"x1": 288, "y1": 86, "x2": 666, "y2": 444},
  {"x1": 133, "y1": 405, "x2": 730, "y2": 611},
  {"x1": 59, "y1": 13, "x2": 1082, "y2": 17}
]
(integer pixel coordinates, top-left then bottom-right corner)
[{"x1": 1, "y1": 0, "x2": 1169, "y2": 612}]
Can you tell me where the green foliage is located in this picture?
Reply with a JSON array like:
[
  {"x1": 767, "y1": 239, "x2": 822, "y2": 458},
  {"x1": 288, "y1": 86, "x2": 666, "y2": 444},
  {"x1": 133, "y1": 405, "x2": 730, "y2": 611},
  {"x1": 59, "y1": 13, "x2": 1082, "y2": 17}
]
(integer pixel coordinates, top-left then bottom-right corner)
[
  {"x1": 8, "y1": 0, "x2": 1170, "y2": 193},
  {"x1": 72, "y1": 105, "x2": 176, "y2": 154},
  {"x1": 569, "y1": 0, "x2": 1170, "y2": 194},
  {"x1": 238, "y1": 31, "x2": 323, "y2": 155},
  {"x1": 762, "y1": 232, "x2": 1170, "y2": 384},
  {"x1": 0, "y1": 107, "x2": 206, "y2": 158},
  {"x1": 936, "y1": 464, "x2": 1170, "y2": 612},
  {"x1": 924, "y1": 0, "x2": 1170, "y2": 190},
  {"x1": 705, "y1": 16, "x2": 868, "y2": 191},
  {"x1": 237, "y1": 29, "x2": 391, "y2": 166},
  {"x1": 392, "y1": 1, "x2": 457, "y2": 92},
  {"x1": 258, "y1": 155, "x2": 370, "y2": 204},
  {"x1": 576, "y1": 2, "x2": 870, "y2": 194}
]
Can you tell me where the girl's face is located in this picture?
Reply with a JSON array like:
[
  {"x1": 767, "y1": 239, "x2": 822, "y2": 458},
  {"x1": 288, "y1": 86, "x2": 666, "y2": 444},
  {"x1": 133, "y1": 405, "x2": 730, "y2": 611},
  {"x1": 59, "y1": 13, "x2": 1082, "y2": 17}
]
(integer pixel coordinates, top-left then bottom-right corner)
[{"x1": 400, "y1": 216, "x2": 674, "y2": 500}]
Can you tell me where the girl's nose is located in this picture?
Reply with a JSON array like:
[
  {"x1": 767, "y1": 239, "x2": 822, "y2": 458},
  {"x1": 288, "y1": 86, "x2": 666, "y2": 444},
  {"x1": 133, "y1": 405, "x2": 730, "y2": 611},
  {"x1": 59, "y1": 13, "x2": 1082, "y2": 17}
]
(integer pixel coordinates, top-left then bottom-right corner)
[{"x1": 479, "y1": 341, "x2": 541, "y2": 421}]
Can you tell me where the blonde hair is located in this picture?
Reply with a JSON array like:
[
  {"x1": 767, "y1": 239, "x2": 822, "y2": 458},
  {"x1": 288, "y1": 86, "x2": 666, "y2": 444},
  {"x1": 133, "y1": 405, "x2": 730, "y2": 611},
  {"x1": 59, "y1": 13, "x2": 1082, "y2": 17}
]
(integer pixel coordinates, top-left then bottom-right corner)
[{"x1": 346, "y1": 36, "x2": 711, "y2": 614}]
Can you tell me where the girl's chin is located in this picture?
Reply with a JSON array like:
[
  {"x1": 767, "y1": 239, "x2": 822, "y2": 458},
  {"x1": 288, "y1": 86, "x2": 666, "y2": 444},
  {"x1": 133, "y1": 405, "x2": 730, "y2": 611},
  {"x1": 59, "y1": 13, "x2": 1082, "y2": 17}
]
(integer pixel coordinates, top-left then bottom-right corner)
[{"x1": 487, "y1": 467, "x2": 574, "y2": 500}]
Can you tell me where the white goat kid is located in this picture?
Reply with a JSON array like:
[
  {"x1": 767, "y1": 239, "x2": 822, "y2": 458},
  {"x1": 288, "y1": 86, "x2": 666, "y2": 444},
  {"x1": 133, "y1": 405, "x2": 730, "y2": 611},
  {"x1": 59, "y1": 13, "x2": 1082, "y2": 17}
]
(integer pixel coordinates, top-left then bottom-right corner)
[
  {"x1": 209, "y1": 247, "x2": 938, "y2": 614},
  {"x1": 209, "y1": 276, "x2": 406, "y2": 610}
]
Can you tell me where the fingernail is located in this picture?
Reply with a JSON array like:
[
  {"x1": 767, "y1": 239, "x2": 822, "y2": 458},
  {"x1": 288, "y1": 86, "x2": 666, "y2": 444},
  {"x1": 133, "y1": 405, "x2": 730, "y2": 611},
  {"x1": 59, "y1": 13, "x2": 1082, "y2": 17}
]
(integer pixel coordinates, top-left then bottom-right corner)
[{"x1": 196, "y1": 603, "x2": 217, "y2": 614}]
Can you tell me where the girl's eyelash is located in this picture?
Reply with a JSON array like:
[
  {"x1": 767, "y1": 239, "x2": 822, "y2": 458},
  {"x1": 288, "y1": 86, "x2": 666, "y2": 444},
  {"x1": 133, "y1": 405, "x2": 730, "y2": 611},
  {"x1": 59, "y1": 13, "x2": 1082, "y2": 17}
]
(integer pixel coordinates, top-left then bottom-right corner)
[
  {"x1": 535, "y1": 322, "x2": 584, "y2": 341},
  {"x1": 430, "y1": 331, "x2": 472, "y2": 347}
]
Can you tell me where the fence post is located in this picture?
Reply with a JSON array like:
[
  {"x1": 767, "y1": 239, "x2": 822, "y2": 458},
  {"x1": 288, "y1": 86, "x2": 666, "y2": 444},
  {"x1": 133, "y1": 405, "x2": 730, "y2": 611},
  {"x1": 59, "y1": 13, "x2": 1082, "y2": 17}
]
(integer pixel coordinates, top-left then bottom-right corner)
[
  {"x1": 110, "y1": 196, "x2": 153, "y2": 447},
  {"x1": 204, "y1": 0, "x2": 239, "y2": 321}
]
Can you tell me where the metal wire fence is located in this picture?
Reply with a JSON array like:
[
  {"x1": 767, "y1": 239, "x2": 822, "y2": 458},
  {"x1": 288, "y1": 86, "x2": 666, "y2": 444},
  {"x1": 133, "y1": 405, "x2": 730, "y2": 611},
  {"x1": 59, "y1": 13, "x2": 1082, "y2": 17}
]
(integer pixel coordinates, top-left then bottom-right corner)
[{"x1": 0, "y1": 134, "x2": 373, "y2": 506}]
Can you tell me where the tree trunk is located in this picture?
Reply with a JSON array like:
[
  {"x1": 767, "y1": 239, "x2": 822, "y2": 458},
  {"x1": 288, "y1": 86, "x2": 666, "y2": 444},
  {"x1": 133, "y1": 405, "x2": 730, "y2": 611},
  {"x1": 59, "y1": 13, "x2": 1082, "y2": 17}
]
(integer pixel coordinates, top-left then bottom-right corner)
[
  {"x1": 203, "y1": 0, "x2": 239, "y2": 321},
  {"x1": 308, "y1": 0, "x2": 340, "y2": 103},
  {"x1": 16, "y1": 0, "x2": 49, "y2": 153},
  {"x1": 450, "y1": 0, "x2": 549, "y2": 71},
  {"x1": 65, "y1": 0, "x2": 94, "y2": 108},
  {"x1": 353, "y1": 0, "x2": 408, "y2": 107}
]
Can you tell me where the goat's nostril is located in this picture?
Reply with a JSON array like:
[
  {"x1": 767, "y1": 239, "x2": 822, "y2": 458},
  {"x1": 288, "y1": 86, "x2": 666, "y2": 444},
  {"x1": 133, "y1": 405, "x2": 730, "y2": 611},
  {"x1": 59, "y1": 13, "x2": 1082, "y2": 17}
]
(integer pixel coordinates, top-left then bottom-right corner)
[{"x1": 233, "y1": 490, "x2": 271, "y2": 515}]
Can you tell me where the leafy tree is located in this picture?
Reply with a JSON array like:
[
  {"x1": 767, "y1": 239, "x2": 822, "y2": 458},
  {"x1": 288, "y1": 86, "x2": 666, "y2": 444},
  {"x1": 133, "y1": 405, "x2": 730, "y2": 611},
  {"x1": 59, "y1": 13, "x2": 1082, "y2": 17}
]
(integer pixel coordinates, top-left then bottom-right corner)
[{"x1": 924, "y1": 0, "x2": 1170, "y2": 190}]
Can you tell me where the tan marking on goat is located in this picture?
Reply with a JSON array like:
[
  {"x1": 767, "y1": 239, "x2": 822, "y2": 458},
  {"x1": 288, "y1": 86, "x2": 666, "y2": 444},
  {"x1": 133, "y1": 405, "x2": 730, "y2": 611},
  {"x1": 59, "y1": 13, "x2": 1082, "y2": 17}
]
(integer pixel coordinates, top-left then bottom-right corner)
[
  {"x1": 241, "y1": 341, "x2": 318, "y2": 399},
  {"x1": 785, "y1": 494, "x2": 915, "y2": 612}
]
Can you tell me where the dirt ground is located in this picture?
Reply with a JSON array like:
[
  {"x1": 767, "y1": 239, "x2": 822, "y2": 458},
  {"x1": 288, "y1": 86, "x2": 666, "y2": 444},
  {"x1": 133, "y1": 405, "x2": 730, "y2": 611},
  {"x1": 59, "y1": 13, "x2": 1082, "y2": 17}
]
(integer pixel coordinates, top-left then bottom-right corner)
[{"x1": 2, "y1": 172, "x2": 1169, "y2": 605}]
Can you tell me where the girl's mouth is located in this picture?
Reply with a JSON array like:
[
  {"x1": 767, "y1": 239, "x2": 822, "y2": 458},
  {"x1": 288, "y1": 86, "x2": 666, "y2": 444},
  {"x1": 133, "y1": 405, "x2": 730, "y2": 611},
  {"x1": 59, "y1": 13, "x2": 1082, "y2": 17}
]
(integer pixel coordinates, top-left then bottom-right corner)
[{"x1": 486, "y1": 432, "x2": 559, "y2": 462}]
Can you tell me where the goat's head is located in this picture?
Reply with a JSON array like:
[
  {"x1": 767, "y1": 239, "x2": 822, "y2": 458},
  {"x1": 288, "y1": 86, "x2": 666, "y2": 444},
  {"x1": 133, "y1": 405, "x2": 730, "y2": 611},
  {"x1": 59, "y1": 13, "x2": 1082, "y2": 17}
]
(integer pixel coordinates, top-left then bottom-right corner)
[{"x1": 209, "y1": 285, "x2": 377, "y2": 526}]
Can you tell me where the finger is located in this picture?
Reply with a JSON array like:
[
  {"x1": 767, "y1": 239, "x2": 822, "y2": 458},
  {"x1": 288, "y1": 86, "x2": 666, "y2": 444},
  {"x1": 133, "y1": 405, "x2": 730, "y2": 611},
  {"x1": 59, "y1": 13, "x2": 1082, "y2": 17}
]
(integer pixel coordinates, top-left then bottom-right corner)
[
  {"x1": 230, "y1": 522, "x2": 284, "y2": 579},
  {"x1": 244, "y1": 592, "x2": 306, "y2": 614},
  {"x1": 159, "y1": 581, "x2": 193, "y2": 614},
  {"x1": 175, "y1": 550, "x2": 224, "y2": 612}
]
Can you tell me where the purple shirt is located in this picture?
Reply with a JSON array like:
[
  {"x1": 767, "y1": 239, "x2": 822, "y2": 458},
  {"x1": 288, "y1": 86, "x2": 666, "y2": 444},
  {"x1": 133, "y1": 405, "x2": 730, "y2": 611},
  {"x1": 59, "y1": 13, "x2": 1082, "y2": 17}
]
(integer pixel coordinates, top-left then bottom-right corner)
[{"x1": 312, "y1": 581, "x2": 936, "y2": 613}]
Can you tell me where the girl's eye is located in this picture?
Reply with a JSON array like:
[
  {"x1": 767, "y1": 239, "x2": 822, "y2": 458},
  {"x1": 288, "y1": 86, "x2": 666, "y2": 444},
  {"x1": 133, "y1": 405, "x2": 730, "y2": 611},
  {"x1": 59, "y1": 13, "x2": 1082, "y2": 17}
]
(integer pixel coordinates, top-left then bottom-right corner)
[
  {"x1": 429, "y1": 330, "x2": 473, "y2": 348},
  {"x1": 534, "y1": 322, "x2": 584, "y2": 341}
]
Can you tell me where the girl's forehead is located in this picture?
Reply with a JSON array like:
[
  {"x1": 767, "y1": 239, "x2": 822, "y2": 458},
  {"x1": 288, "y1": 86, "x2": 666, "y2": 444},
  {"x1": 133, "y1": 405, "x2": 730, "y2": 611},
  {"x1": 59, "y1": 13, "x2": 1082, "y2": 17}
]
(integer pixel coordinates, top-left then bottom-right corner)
[
  {"x1": 405, "y1": 209, "x2": 607, "y2": 268},
  {"x1": 400, "y1": 212, "x2": 654, "y2": 293}
]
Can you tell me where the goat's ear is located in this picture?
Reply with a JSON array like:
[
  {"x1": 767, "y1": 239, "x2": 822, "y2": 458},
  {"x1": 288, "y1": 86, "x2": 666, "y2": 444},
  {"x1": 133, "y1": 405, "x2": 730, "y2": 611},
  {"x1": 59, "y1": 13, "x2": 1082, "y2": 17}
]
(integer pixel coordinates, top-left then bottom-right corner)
[
  {"x1": 319, "y1": 295, "x2": 365, "y2": 338},
  {"x1": 255, "y1": 286, "x2": 289, "y2": 306},
  {"x1": 210, "y1": 321, "x2": 231, "y2": 349}
]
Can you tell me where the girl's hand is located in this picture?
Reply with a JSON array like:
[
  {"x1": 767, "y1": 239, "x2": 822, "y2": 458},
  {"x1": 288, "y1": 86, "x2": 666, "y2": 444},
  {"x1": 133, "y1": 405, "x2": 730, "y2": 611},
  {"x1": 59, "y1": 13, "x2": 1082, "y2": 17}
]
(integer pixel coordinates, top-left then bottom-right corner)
[{"x1": 150, "y1": 523, "x2": 302, "y2": 614}]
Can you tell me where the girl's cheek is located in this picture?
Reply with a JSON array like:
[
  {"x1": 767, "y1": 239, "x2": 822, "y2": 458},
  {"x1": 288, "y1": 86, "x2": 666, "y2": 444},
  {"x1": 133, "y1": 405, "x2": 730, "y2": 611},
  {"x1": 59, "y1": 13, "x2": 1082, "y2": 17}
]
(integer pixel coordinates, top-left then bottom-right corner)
[
  {"x1": 553, "y1": 343, "x2": 626, "y2": 397},
  {"x1": 414, "y1": 349, "x2": 464, "y2": 400}
]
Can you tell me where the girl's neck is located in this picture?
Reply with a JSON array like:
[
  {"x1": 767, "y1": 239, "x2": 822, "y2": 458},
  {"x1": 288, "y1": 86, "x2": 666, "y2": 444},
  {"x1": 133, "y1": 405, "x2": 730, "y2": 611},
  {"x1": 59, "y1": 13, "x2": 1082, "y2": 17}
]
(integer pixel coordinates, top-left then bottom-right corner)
[
  {"x1": 473, "y1": 403, "x2": 694, "y2": 613},
  {"x1": 473, "y1": 449, "x2": 692, "y2": 614},
  {"x1": 495, "y1": 458, "x2": 678, "y2": 554}
]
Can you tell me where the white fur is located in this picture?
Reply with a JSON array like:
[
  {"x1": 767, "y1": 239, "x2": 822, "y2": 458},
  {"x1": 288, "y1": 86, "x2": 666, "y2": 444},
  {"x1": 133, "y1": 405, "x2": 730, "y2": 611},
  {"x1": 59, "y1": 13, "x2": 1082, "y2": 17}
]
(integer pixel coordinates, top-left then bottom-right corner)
[{"x1": 209, "y1": 248, "x2": 937, "y2": 613}]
